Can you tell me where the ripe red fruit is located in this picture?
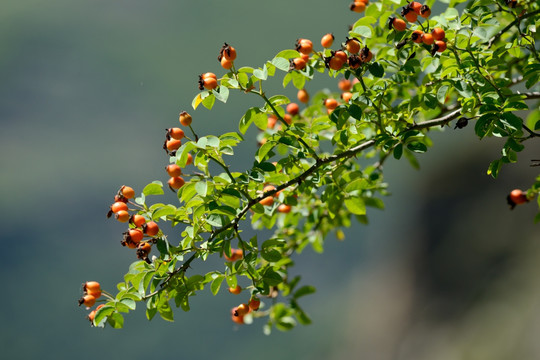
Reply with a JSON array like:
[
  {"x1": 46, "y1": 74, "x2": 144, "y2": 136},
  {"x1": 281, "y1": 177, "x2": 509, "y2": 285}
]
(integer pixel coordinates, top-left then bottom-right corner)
[
  {"x1": 168, "y1": 127, "x2": 185, "y2": 140},
  {"x1": 168, "y1": 176, "x2": 185, "y2": 190},
  {"x1": 203, "y1": 77, "x2": 218, "y2": 90},
  {"x1": 334, "y1": 51, "x2": 347, "y2": 63},
  {"x1": 292, "y1": 57, "x2": 306, "y2": 70},
  {"x1": 409, "y1": 1, "x2": 422, "y2": 15},
  {"x1": 434, "y1": 40, "x2": 447, "y2": 52},
  {"x1": 432, "y1": 28, "x2": 445, "y2": 40},
  {"x1": 286, "y1": 103, "x2": 300, "y2": 116},
  {"x1": 404, "y1": 10, "x2": 418, "y2": 23},
  {"x1": 220, "y1": 57, "x2": 233, "y2": 70},
  {"x1": 283, "y1": 114, "x2": 292, "y2": 125},
  {"x1": 295, "y1": 38, "x2": 313, "y2": 55},
  {"x1": 328, "y1": 56, "x2": 345, "y2": 70},
  {"x1": 389, "y1": 17, "x2": 407, "y2": 32},
  {"x1": 179, "y1": 111, "x2": 192, "y2": 126},
  {"x1": 235, "y1": 303, "x2": 250, "y2": 316},
  {"x1": 219, "y1": 43, "x2": 237, "y2": 61},
  {"x1": 166, "y1": 139, "x2": 182, "y2": 152},
  {"x1": 166, "y1": 164, "x2": 182, "y2": 177},
  {"x1": 249, "y1": 297, "x2": 261, "y2": 311},
  {"x1": 277, "y1": 204, "x2": 292, "y2": 213},
  {"x1": 345, "y1": 38, "x2": 361, "y2": 54},
  {"x1": 186, "y1": 153, "x2": 193, "y2": 166},
  {"x1": 84, "y1": 281, "x2": 101, "y2": 294},
  {"x1": 129, "y1": 229, "x2": 144, "y2": 244},
  {"x1": 341, "y1": 91, "x2": 353, "y2": 102},
  {"x1": 137, "y1": 242, "x2": 152, "y2": 262},
  {"x1": 324, "y1": 98, "x2": 339, "y2": 110},
  {"x1": 321, "y1": 33, "x2": 334, "y2": 48},
  {"x1": 509, "y1": 189, "x2": 528, "y2": 205},
  {"x1": 111, "y1": 201, "x2": 128, "y2": 213},
  {"x1": 350, "y1": 1, "x2": 366, "y2": 13},
  {"x1": 422, "y1": 33, "x2": 434, "y2": 45},
  {"x1": 420, "y1": 5, "x2": 431, "y2": 18},
  {"x1": 228, "y1": 285, "x2": 242, "y2": 295},
  {"x1": 144, "y1": 221, "x2": 159, "y2": 236},
  {"x1": 267, "y1": 115, "x2": 277, "y2": 129},
  {"x1": 120, "y1": 186, "x2": 135, "y2": 199},
  {"x1": 115, "y1": 210, "x2": 130, "y2": 222},
  {"x1": 338, "y1": 79, "x2": 352, "y2": 92},
  {"x1": 411, "y1": 30, "x2": 423, "y2": 43},
  {"x1": 297, "y1": 89, "x2": 309, "y2": 103},
  {"x1": 78, "y1": 294, "x2": 96, "y2": 308},
  {"x1": 131, "y1": 214, "x2": 146, "y2": 227}
]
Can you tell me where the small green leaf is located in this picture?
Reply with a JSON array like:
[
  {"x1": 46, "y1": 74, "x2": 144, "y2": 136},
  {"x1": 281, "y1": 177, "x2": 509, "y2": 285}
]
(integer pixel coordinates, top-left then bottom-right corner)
[
  {"x1": 214, "y1": 85, "x2": 229, "y2": 103},
  {"x1": 143, "y1": 182, "x2": 164, "y2": 196},
  {"x1": 195, "y1": 181, "x2": 208, "y2": 197},
  {"x1": 344, "y1": 197, "x2": 366, "y2": 215},
  {"x1": 211, "y1": 275, "x2": 224, "y2": 295},
  {"x1": 293, "y1": 285, "x2": 316, "y2": 299}
]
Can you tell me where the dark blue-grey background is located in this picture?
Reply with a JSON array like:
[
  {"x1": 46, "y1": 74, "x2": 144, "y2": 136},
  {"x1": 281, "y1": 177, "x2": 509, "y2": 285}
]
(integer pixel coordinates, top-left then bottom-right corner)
[{"x1": 2, "y1": 1, "x2": 539, "y2": 359}]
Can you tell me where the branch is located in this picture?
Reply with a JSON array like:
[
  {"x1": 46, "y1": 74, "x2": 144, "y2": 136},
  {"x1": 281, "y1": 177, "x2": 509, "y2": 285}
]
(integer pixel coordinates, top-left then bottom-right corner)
[{"x1": 487, "y1": 9, "x2": 540, "y2": 48}]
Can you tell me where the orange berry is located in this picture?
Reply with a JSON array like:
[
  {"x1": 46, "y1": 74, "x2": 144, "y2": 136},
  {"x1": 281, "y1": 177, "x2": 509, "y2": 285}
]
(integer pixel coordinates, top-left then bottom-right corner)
[
  {"x1": 345, "y1": 38, "x2": 361, "y2": 54},
  {"x1": 235, "y1": 303, "x2": 250, "y2": 316},
  {"x1": 202, "y1": 72, "x2": 217, "y2": 80},
  {"x1": 404, "y1": 10, "x2": 418, "y2": 23},
  {"x1": 324, "y1": 98, "x2": 339, "y2": 110},
  {"x1": 334, "y1": 51, "x2": 347, "y2": 63},
  {"x1": 321, "y1": 33, "x2": 334, "y2": 48},
  {"x1": 338, "y1": 79, "x2": 352, "y2": 92},
  {"x1": 259, "y1": 196, "x2": 274, "y2": 206},
  {"x1": 115, "y1": 210, "x2": 130, "y2": 222},
  {"x1": 350, "y1": 1, "x2": 366, "y2": 13},
  {"x1": 390, "y1": 17, "x2": 407, "y2": 32},
  {"x1": 422, "y1": 33, "x2": 434, "y2": 45},
  {"x1": 166, "y1": 139, "x2": 182, "y2": 152},
  {"x1": 277, "y1": 204, "x2": 292, "y2": 213},
  {"x1": 267, "y1": 115, "x2": 277, "y2": 129},
  {"x1": 129, "y1": 228, "x2": 144, "y2": 244},
  {"x1": 297, "y1": 89, "x2": 309, "y2": 103},
  {"x1": 111, "y1": 201, "x2": 128, "y2": 213},
  {"x1": 249, "y1": 297, "x2": 261, "y2": 311},
  {"x1": 78, "y1": 294, "x2": 96, "y2": 308},
  {"x1": 286, "y1": 103, "x2": 299, "y2": 116},
  {"x1": 328, "y1": 57, "x2": 345, "y2": 71},
  {"x1": 186, "y1": 153, "x2": 193, "y2": 165},
  {"x1": 168, "y1": 176, "x2": 185, "y2": 190},
  {"x1": 341, "y1": 91, "x2": 353, "y2": 102},
  {"x1": 420, "y1": 5, "x2": 431, "y2": 18},
  {"x1": 509, "y1": 189, "x2": 528, "y2": 205},
  {"x1": 228, "y1": 285, "x2": 242, "y2": 295},
  {"x1": 203, "y1": 77, "x2": 218, "y2": 90},
  {"x1": 220, "y1": 44, "x2": 237, "y2": 61},
  {"x1": 166, "y1": 164, "x2": 182, "y2": 177},
  {"x1": 295, "y1": 38, "x2": 313, "y2": 55},
  {"x1": 435, "y1": 40, "x2": 447, "y2": 52},
  {"x1": 144, "y1": 221, "x2": 160, "y2": 236},
  {"x1": 301, "y1": 53, "x2": 310, "y2": 62},
  {"x1": 283, "y1": 114, "x2": 292, "y2": 125},
  {"x1": 137, "y1": 242, "x2": 152, "y2": 262},
  {"x1": 220, "y1": 57, "x2": 233, "y2": 70},
  {"x1": 168, "y1": 127, "x2": 185, "y2": 140},
  {"x1": 411, "y1": 29, "x2": 423, "y2": 43},
  {"x1": 409, "y1": 1, "x2": 422, "y2": 15},
  {"x1": 130, "y1": 214, "x2": 146, "y2": 227},
  {"x1": 179, "y1": 111, "x2": 192, "y2": 126},
  {"x1": 224, "y1": 248, "x2": 243, "y2": 262},
  {"x1": 84, "y1": 281, "x2": 101, "y2": 294},
  {"x1": 432, "y1": 27, "x2": 445, "y2": 40},
  {"x1": 120, "y1": 186, "x2": 135, "y2": 199},
  {"x1": 292, "y1": 57, "x2": 306, "y2": 70}
]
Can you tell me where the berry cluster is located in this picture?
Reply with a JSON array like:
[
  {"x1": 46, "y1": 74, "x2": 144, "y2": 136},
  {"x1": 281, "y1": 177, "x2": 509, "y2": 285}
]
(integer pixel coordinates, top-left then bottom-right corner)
[
  {"x1": 78, "y1": 281, "x2": 105, "y2": 325},
  {"x1": 106, "y1": 185, "x2": 160, "y2": 263},
  {"x1": 388, "y1": 1, "x2": 447, "y2": 55}
]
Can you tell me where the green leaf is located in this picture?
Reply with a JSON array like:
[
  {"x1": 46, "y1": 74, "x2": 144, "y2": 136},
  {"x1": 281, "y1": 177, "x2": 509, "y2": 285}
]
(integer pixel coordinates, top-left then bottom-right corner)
[
  {"x1": 293, "y1": 285, "x2": 316, "y2": 299},
  {"x1": 214, "y1": 86, "x2": 229, "y2": 103},
  {"x1": 158, "y1": 300, "x2": 174, "y2": 322},
  {"x1": 274, "y1": 49, "x2": 300, "y2": 59},
  {"x1": 240, "y1": 107, "x2": 265, "y2": 134},
  {"x1": 261, "y1": 247, "x2": 282, "y2": 262},
  {"x1": 195, "y1": 181, "x2": 208, "y2": 197},
  {"x1": 437, "y1": 85, "x2": 449, "y2": 104},
  {"x1": 368, "y1": 62, "x2": 384, "y2": 77},
  {"x1": 262, "y1": 269, "x2": 283, "y2": 286},
  {"x1": 143, "y1": 182, "x2": 164, "y2": 196},
  {"x1": 211, "y1": 275, "x2": 224, "y2": 295},
  {"x1": 107, "y1": 312, "x2": 124, "y2": 329},
  {"x1": 344, "y1": 197, "x2": 366, "y2": 215},
  {"x1": 393, "y1": 144, "x2": 403, "y2": 159},
  {"x1": 352, "y1": 25, "x2": 372, "y2": 38},
  {"x1": 253, "y1": 65, "x2": 268, "y2": 80},
  {"x1": 271, "y1": 57, "x2": 290, "y2": 72},
  {"x1": 152, "y1": 205, "x2": 176, "y2": 220},
  {"x1": 256, "y1": 141, "x2": 275, "y2": 162},
  {"x1": 202, "y1": 92, "x2": 216, "y2": 110},
  {"x1": 347, "y1": 104, "x2": 363, "y2": 120}
]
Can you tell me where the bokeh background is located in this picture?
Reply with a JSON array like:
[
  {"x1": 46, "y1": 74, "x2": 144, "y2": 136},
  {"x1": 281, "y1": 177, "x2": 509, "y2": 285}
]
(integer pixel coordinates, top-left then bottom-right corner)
[{"x1": 1, "y1": 1, "x2": 539, "y2": 359}]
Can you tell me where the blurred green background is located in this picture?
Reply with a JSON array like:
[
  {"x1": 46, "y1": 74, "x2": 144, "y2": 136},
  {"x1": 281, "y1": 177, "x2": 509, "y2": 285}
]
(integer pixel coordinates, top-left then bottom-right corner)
[{"x1": 1, "y1": 1, "x2": 539, "y2": 359}]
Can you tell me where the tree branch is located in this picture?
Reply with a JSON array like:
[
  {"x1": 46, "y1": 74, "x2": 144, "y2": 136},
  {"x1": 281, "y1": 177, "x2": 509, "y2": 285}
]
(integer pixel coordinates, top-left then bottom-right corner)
[{"x1": 487, "y1": 9, "x2": 540, "y2": 48}]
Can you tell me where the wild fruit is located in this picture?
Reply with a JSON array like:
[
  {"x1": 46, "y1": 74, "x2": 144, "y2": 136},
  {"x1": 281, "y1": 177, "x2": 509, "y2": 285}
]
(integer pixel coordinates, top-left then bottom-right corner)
[
  {"x1": 228, "y1": 285, "x2": 242, "y2": 295},
  {"x1": 218, "y1": 43, "x2": 237, "y2": 61},
  {"x1": 179, "y1": 111, "x2": 193, "y2": 126},
  {"x1": 409, "y1": 1, "x2": 422, "y2": 15},
  {"x1": 411, "y1": 30, "x2": 423, "y2": 43},
  {"x1": 402, "y1": 6, "x2": 418, "y2": 22},
  {"x1": 434, "y1": 40, "x2": 447, "y2": 52},
  {"x1": 234, "y1": 303, "x2": 250, "y2": 316},
  {"x1": 286, "y1": 103, "x2": 299, "y2": 116},
  {"x1": 350, "y1": 1, "x2": 366, "y2": 13},
  {"x1": 267, "y1": 115, "x2": 277, "y2": 129},
  {"x1": 167, "y1": 128, "x2": 185, "y2": 140},
  {"x1": 168, "y1": 176, "x2": 185, "y2": 190},
  {"x1": 432, "y1": 28, "x2": 445, "y2": 40},
  {"x1": 341, "y1": 91, "x2": 353, "y2": 102},
  {"x1": 359, "y1": 46, "x2": 373, "y2": 62},
  {"x1": 321, "y1": 33, "x2": 334, "y2": 48},
  {"x1": 509, "y1": 189, "x2": 528, "y2": 205},
  {"x1": 137, "y1": 242, "x2": 152, "y2": 263},
  {"x1": 338, "y1": 79, "x2": 352, "y2": 92},
  {"x1": 111, "y1": 201, "x2": 128, "y2": 213},
  {"x1": 297, "y1": 89, "x2": 309, "y2": 103},
  {"x1": 224, "y1": 248, "x2": 243, "y2": 262},
  {"x1": 144, "y1": 221, "x2": 160, "y2": 236},
  {"x1": 83, "y1": 281, "x2": 101, "y2": 294},
  {"x1": 115, "y1": 210, "x2": 130, "y2": 223},
  {"x1": 388, "y1": 17, "x2": 407, "y2": 32},
  {"x1": 231, "y1": 308, "x2": 245, "y2": 324},
  {"x1": 420, "y1": 5, "x2": 431, "y2": 17},
  {"x1": 295, "y1": 38, "x2": 313, "y2": 55},
  {"x1": 283, "y1": 114, "x2": 292, "y2": 125},
  {"x1": 130, "y1": 214, "x2": 146, "y2": 227},
  {"x1": 166, "y1": 164, "x2": 182, "y2": 177},
  {"x1": 220, "y1": 57, "x2": 233, "y2": 70},
  {"x1": 120, "y1": 186, "x2": 135, "y2": 199},
  {"x1": 129, "y1": 229, "x2": 144, "y2": 244},
  {"x1": 421, "y1": 33, "x2": 434, "y2": 45},
  {"x1": 345, "y1": 38, "x2": 361, "y2": 54},
  {"x1": 277, "y1": 204, "x2": 292, "y2": 213},
  {"x1": 78, "y1": 294, "x2": 96, "y2": 308},
  {"x1": 166, "y1": 139, "x2": 182, "y2": 152},
  {"x1": 185, "y1": 153, "x2": 193, "y2": 166},
  {"x1": 249, "y1": 297, "x2": 261, "y2": 311},
  {"x1": 292, "y1": 57, "x2": 306, "y2": 70},
  {"x1": 328, "y1": 56, "x2": 345, "y2": 70},
  {"x1": 324, "y1": 98, "x2": 339, "y2": 110}
]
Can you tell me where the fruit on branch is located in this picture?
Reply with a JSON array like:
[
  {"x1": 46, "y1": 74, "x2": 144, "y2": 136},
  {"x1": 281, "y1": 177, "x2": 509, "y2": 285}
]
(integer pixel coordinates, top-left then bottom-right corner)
[
  {"x1": 411, "y1": 30, "x2": 423, "y2": 43},
  {"x1": 167, "y1": 127, "x2": 185, "y2": 140},
  {"x1": 277, "y1": 204, "x2": 292, "y2": 213},
  {"x1": 508, "y1": 189, "x2": 529, "y2": 209},
  {"x1": 168, "y1": 176, "x2": 185, "y2": 190},
  {"x1": 249, "y1": 297, "x2": 261, "y2": 311},
  {"x1": 120, "y1": 186, "x2": 135, "y2": 199},
  {"x1": 198, "y1": 73, "x2": 218, "y2": 91},
  {"x1": 185, "y1": 153, "x2": 193, "y2": 166},
  {"x1": 295, "y1": 38, "x2": 313, "y2": 55},
  {"x1": 111, "y1": 201, "x2": 128, "y2": 214},
  {"x1": 228, "y1": 285, "x2": 242, "y2": 294},
  {"x1": 165, "y1": 138, "x2": 182, "y2": 152},
  {"x1": 137, "y1": 242, "x2": 152, "y2": 263},
  {"x1": 297, "y1": 89, "x2": 309, "y2": 103},
  {"x1": 234, "y1": 303, "x2": 251, "y2": 316},
  {"x1": 420, "y1": 5, "x2": 431, "y2": 17},
  {"x1": 144, "y1": 221, "x2": 160, "y2": 236},
  {"x1": 115, "y1": 210, "x2": 130, "y2": 223},
  {"x1": 431, "y1": 27, "x2": 445, "y2": 40},
  {"x1": 130, "y1": 214, "x2": 146, "y2": 227},
  {"x1": 224, "y1": 248, "x2": 243, "y2": 262},
  {"x1": 338, "y1": 79, "x2": 352, "y2": 92},
  {"x1": 218, "y1": 43, "x2": 237, "y2": 61},
  {"x1": 402, "y1": 6, "x2": 418, "y2": 22},
  {"x1": 350, "y1": 1, "x2": 366, "y2": 13},
  {"x1": 291, "y1": 57, "x2": 307, "y2": 70},
  {"x1": 409, "y1": 1, "x2": 422, "y2": 15},
  {"x1": 389, "y1": 17, "x2": 407, "y2": 32},
  {"x1": 321, "y1": 33, "x2": 334, "y2": 48},
  {"x1": 179, "y1": 111, "x2": 193, "y2": 126},
  {"x1": 422, "y1": 33, "x2": 434, "y2": 45},
  {"x1": 166, "y1": 164, "x2": 182, "y2": 177},
  {"x1": 83, "y1": 281, "x2": 102, "y2": 299},
  {"x1": 78, "y1": 294, "x2": 96, "y2": 308},
  {"x1": 345, "y1": 38, "x2": 361, "y2": 54},
  {"x1": 286, "y1": 103, "x2": 299, "y2": 116}
]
